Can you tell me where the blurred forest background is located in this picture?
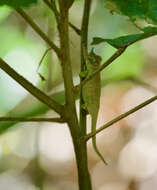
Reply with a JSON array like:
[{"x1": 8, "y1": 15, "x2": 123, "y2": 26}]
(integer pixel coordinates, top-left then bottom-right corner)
[{"x1": 1, "y1": 0, "x2": 157, "y2": 189}]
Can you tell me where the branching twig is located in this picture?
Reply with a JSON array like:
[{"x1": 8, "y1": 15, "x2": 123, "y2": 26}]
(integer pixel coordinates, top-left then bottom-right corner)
[
  {"x1": 0, "y1": 117, "x2": 65, "y2": 123},
  {"x1": 43, "y1": 0, "x2": 60, "y2": 24},
  {"x1": 16, "y1": 9, "x2": 60, "y2": 58},
  {"x1": 0, "y1": 58, "x2": 64, "y2": 116},
  {"x1": 68, "y1": 22, "x2": 81, "y2": 35},
  {"x1": 82, "y1": 94, "x2": 157, "y2": 142},
  {"x1": 43, "y1": 0, "x2": 81, "y2": 35}
]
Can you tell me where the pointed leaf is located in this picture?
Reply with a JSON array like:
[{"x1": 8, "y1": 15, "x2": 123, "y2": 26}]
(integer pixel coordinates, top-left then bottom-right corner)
[{"x1": 91, "y1": 26, "x2": 157, "y2": 48}]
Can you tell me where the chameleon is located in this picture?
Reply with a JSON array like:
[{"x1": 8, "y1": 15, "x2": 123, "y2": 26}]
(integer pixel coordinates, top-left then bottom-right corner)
[{"x1": 81, "y1": 48, "x2": 108, "y2": 165}]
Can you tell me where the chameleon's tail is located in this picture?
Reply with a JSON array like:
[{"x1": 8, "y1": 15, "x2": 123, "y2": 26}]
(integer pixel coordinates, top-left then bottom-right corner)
[{"x1": 92, "y1": 118, "x2": 108, "y2": 165}]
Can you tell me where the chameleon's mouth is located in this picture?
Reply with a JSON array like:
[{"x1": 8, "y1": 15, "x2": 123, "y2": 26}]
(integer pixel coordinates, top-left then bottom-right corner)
[{"x1": 91, "y1": 61, "x2": 99, "y2": 67}]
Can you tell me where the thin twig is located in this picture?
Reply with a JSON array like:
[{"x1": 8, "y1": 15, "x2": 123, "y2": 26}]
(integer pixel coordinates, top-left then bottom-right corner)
[
  {"x1": 82, "y1": 94, "x2": 157, "y2": 142},
  {"x1": 0, "y1": 58, "x2": 64, "y2": 116},
  {"x1": 97, "y1": 46, "x2": 127, "y2": 73},
  {"x1": 43, "y1": 0, "x2": 81, "y2": 35},
  {"x1": 37, "y1": 47, "x2": 52, "y2": 81},
  {"x1": 43, "y1": 0, "x2": 60, "y2": 24},
  {"x1": 68, "y1": 22, "x2": 81, "y2": 35},
  {"x1": 75, "y1": 46, "x2": 127, "y2": 93},
  {"x1": 37, "y1": 48, "x2": 52, "y2": 72},
  {"x1": 16, "y1": 9, "x2": 60, "y2": 58},
  {"x1": 0, "y1": 117, "x2": 66, "y2": 123},
  {"x1": 80, "y1": 0, "x2": 92, "y2": 136}
]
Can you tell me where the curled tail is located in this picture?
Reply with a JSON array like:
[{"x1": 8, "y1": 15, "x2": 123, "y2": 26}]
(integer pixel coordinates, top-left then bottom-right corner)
[{"x1": 92, "y1": 117, "x2": 108, "y2": 165}]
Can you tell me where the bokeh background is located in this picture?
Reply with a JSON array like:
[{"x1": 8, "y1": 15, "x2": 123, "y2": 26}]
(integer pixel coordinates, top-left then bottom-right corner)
[{"x1": 0, "y1": 0, "x2": 157, "y2": 189}]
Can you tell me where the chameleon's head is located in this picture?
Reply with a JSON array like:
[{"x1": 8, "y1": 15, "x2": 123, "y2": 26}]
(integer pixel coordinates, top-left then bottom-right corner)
[{"x1": 88, "y1": 48, "x2": 102, "y2": 67}]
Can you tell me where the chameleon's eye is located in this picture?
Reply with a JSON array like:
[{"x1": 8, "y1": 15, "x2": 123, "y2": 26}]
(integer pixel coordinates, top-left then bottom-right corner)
[
  {"x1": 88, "y1": 55, "x2": 101, "y2": 66},
  {"x1": 88, "y1": 49, "x2": 102, "y2": 66},
  {"x1": 92, "y1": 57, "x2": 97, "y2": 63}
]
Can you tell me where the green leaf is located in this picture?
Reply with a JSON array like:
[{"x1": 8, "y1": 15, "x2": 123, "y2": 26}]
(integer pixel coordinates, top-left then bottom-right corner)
[
  {"x1": 91, "y1": 37, "x2": 106, "y2": 45},
  {"x1": 91, "y1": 26, "x2": 157, "y2": 48},
  {"x1": 105, "y1": 0, "x2": 157, "y2": 25},
  {"x1": 0, "y1": 0, "x2": 37, "y2": 8}
]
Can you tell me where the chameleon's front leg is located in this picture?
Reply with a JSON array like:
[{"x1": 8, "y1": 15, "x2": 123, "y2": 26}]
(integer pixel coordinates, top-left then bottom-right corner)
[
  {"x1": 80, "y1": 70, "x2": 89, "y2": 114},
  {"x1": 79, "y1": 70, "x2": 88, "y2": 79}
]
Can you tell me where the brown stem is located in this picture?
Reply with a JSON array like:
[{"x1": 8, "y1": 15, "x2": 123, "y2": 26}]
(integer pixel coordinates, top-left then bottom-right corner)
[
  {"x1": 73, "y1": 0, "x2": 93, "y2": 189},
  {"x1": 68, "y1": 22, "x2": 81, "y2": 35},
  {"x1": 80, "y1": 0, "x2": 92, "y2": 135},
  {"x1": 43, "y1": 0, "x2": 81, "y2": 35},
  {"x1": 58, "y1": 1, "x2": 92, "y2": 189},
  {"x1": 0, "y1": 58, "x2": 64, "y2": 116},
  {"x1": 0, "y1": 117, "x2": 65, "y2": 123}
]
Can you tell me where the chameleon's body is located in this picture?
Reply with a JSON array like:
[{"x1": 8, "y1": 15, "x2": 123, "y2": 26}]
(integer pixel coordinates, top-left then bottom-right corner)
[{"x1": 82, "y1": 49, "x2": 107, "y2": 165}]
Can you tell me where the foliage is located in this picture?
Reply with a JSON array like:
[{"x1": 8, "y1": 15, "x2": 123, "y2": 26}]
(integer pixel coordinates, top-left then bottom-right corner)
[
  {"x1": 0, "y1": 0, "x2": 37, "y2": 8},
  {"x1": 105, "y1": 0, "x2": 157, "y2": 24}
]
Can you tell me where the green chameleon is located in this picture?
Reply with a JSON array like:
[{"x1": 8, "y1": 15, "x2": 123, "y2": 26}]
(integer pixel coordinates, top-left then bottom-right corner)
[{"x1": 81, "y1": 48, "x2": 108, "y2": 165}]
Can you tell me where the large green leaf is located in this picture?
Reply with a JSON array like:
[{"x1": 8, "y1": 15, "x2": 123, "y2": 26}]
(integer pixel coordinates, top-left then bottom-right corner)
[
  {"x1": 91, "y1": 26, "x2": 157, "y2": 48},
  {"x1": 105, "y1": 0, "x2": 157, "y2": 24},
  {"x1": 0, "y1": 0, "x2": 37, "y2": 8}
]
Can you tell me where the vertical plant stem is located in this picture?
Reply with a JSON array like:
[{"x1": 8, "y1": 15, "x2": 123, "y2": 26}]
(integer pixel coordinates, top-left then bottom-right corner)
[
  {"x1": 73, "y1": 140, "x2": 93, "y2": 189},
  {"x1": 58, "y1": 3, "x2": 78, "y2": 125},
  {"x1": 76, "y1": 0, "x2": 92, "y2": 188},
  {"x1": 58, "y1": 1, "x2": 92, "y2": 189},
  {"x1": 80, "y1": 0, "x2": 92, "y2": 135},
  {"x1": 79, "y1": 0, "x2": 93, "y2": 188}
]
